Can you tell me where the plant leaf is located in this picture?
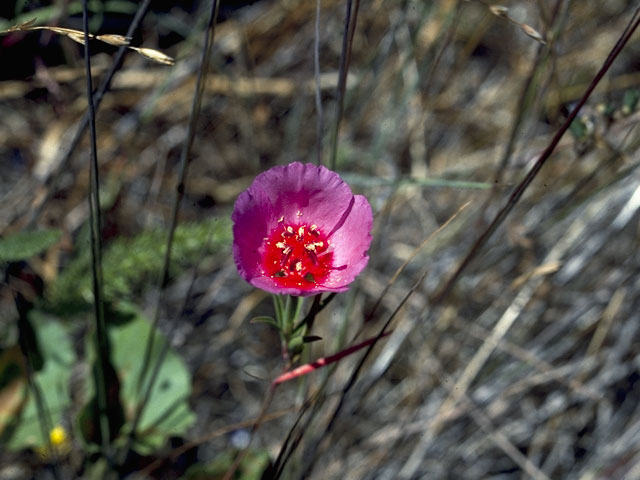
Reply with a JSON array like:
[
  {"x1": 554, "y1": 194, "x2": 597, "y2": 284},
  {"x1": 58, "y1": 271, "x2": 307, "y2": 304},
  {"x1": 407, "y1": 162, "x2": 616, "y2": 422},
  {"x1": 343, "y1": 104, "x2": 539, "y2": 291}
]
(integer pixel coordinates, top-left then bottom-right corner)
[
  {"x1": 108, "y1": 303, "x2": 195, "y2": 455},
  {"x1": 0, "y1": 229, "x2": 61, "y2": 262},
  {"x1": 3, "y1": 312, "x2": 74, "y2": 451},
  {"x1": 250, "y1": 316, "x2": 278, "y2": 327}
]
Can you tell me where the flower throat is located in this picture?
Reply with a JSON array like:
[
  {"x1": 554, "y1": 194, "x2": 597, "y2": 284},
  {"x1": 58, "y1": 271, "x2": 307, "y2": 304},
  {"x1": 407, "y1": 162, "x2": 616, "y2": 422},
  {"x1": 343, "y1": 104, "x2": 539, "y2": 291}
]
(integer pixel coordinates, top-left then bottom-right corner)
[{"x1": 262, "y1": 220, "x2": 333, "y2": 289}]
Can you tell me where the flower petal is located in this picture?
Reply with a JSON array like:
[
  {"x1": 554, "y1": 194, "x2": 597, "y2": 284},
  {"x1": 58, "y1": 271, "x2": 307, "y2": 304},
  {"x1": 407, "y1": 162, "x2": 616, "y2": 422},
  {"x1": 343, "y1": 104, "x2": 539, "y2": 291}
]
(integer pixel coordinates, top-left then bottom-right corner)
[
  {"x1": 231, "y1": 184, "x2": 275, "y2": 282},
  {"x1": 323, "y1": 195, "x2": 373, "y2": 288},
  {"x1": 255, "y1": 162, "x2": 355, "y2": 231}
]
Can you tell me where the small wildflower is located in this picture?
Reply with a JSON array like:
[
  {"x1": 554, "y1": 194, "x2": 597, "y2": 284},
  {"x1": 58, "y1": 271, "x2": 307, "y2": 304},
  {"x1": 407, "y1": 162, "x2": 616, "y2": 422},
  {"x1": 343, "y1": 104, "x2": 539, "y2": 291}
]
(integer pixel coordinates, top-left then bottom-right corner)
[
  {"x1": 35, "y1": 425, "x2": 71, "y2": 458},
  {"x1": 49, "y1": 425, "x2": 68, "y2": 446},
  {"x1": 232, "y1": 162, "x2": 373, "y2": 296}
]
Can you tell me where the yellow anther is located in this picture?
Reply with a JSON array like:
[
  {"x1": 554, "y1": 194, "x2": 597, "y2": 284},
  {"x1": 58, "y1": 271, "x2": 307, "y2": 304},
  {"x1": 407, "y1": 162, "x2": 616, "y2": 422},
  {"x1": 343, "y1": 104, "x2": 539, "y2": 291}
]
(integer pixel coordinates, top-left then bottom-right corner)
[
  {"x1": 295, "y1": 261, "x2": 303, "y2": 272},
  {"x1": 278, "y1": 216, "x2": 284, "y2": 223},
  {"x1": 276, "y1": 242, "x2": 286, "y2": 249},
  {"x1": 296, "y1": 210, "x2": 303, "y2": 217},
  {"x1": 298, "y1": 226, "x2": 305, "y2": 237}
]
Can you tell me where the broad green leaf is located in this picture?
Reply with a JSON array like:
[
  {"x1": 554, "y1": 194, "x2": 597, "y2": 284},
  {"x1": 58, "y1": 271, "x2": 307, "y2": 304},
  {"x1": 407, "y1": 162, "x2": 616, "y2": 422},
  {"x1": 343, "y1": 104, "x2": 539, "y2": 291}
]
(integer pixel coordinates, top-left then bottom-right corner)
[
  {"x1": 109, "y1": 303, "x2": 195, "y2": 455},
  {"x1": 2, "y1": 312, "x2": 74, "y2": 451},
  {"x1": 0, "y1": 230, "x2": 61, "y2": 262}
]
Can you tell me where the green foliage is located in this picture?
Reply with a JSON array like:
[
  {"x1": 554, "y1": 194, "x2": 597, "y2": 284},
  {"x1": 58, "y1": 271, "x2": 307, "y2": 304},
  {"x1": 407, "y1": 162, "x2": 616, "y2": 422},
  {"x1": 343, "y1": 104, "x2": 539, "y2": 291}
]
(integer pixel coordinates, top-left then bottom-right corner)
[
  {"x1": 48, "y1": 217, "x2": 231, "y2": 313},
  {"x1": 182, "y1": 449, "x2": 272, "y2": 480},
  {"x1": 107, "y1": 303, "x2": 196, "y2": 455},
  {"x1": 76, "y1": 303, "x2": 196, "y2": 455},
  {"x1": 1, "y1": 312, "x2": 75, "y2": 451},
  {"x1": 0, "y1": 229, "x2": 61, "y2": 263}
]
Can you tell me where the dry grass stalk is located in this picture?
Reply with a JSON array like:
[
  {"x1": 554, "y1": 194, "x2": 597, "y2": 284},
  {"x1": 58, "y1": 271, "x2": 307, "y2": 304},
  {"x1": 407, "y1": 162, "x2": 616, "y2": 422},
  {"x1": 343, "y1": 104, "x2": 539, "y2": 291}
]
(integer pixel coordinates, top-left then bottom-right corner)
[
  {"x1": 0, "y1": 18, "x2": 174, "y2": 65},
  {"x1": 486, "y1": 2, "x2": 547, "y2": 44}
]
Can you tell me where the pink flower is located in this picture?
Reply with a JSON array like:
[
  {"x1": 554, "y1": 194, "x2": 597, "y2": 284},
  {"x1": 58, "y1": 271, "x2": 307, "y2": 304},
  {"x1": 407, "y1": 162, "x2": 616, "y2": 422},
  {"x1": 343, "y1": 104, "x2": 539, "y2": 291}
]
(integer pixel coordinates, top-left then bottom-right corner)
[{"x1": 232, "y1": 162, "x2": 373, "y2": 296}]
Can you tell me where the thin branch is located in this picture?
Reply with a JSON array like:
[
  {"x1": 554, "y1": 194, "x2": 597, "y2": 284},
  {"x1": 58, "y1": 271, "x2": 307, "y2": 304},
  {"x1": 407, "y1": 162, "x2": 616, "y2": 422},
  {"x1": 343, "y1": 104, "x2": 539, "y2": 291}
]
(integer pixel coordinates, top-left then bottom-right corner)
[{"x1": 82, "y1": 0, "x2": 110, "y2": 458}]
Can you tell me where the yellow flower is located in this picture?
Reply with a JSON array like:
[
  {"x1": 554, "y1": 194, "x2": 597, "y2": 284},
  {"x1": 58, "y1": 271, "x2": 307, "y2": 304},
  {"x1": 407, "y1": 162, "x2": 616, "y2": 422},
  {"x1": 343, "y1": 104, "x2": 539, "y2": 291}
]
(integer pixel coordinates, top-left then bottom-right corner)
[
  {"x1": 49, "y1": 425, "x2": 68, "y2": 446},
  {"x1": 35, "y1": 425, "x2": 71, "y2": 458}
]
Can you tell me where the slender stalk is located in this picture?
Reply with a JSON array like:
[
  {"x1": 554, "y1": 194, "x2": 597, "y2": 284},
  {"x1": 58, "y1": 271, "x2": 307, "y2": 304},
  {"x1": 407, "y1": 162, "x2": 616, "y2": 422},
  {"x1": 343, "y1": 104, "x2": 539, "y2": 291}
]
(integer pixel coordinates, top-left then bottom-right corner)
[
  {"x1": 293, "y1": 292, "x2": 333, "y2": 334},
  {"x1": 291, "y1": 295, "x2": 304, "y2": 332},
  {"x1": 82, "y1": 0, "x2": 110, "y2": 458},
  {"x1": 314, "y1": 0, "x2": 324, "y2": 165},
  {"x1": 329, "y1": 0, "x2": 360, "y2": 171},
  {"x1": 283, "y1": 294, "x2": 293, "y2": 335},
  {"x1": 273, "y1": 294, "x2": 285, "y2": 329}
]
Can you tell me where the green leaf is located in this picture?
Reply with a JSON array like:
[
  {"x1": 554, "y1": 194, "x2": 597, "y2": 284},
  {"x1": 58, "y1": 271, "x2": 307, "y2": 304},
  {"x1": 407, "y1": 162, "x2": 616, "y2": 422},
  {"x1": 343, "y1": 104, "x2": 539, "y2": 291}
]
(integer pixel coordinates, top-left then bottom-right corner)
[
  {"x1": 249, "y1": 316, "x2": 278, "y2": 328},
  {"x1": 2, "y1": 312, "x2": 74, "y2": 451},
  {"x1": 108, "y1": 303, "x2": 195, "y2": 455},
  {"x1": 0, "y1": 230, "x2": 61, "y2": 262}
]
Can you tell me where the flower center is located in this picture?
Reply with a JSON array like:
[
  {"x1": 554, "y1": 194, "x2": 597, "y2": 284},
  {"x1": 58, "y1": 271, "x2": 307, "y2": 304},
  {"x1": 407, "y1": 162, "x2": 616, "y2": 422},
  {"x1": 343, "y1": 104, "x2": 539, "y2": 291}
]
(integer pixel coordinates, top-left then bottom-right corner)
[{"x1": 262, "y1": 220, "x2": 333, "y2": 289}]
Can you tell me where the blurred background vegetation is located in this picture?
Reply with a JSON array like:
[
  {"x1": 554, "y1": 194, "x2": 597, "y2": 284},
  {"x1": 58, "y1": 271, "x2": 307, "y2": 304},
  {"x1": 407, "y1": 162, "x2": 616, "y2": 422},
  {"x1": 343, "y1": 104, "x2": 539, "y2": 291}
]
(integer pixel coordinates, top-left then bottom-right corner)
[{"x1": 1, "y1": 0, "x2": 640, "y2": 478}]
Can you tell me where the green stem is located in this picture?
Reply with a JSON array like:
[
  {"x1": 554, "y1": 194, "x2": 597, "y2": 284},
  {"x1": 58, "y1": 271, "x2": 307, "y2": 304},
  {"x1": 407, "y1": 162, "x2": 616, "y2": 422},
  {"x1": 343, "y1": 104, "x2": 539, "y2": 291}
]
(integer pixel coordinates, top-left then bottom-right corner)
[
  {"x1": 272, "y1": 294, "x2": 307, "y2": 360},
  {"x1": 83, "y1": 0, "x2": 111, "y2": 458},
  {"x1": 273, "y1": 295, "x2": 285, "y2": 330},
  {"x1": 290, "y1": 296, "x2": 304, "y2": 335}
]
